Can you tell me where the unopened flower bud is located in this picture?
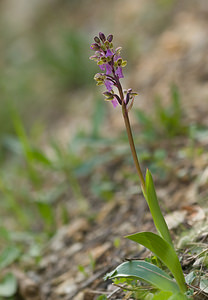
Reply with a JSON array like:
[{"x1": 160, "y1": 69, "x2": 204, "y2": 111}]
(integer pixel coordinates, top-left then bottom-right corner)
[
  {"x1": 107, "y1": 34, "x2": 113, "y2": 42},
  {"x1": 94, "y1": 73, "x2": 106, "y2": 83},
  {"x1": 103, "y1": 91, "x2": 114, "y2": 101},
  {"x1": 117, "y1": 58, "x2": 122, "y2": 66},
  {"x1": 89, "y1": 55, "x2": 98, "y2": 61},
  {"x1": 121, "y1": 60, "x2": 127, "y2": 67},
  {"x1": 130, "y1": 92, "x2": 138, "y2": 96},
  {"x1": 126, "y1": 92, "x2": 130, "y2": 104},
  {"x1": 104, "y1": 40, "x2": 110, "y2": 48},
  {"x1": 101, "y1": 56, "x2": 107, "y2": 63},
  {"x1": 99, "y1": 32, "x2": 106, "y2": 42},
  {"x1": 115, "y1": 47, "x2": 122, "y2": 55},
  {"x1": 103, "y1": 91, "x2": 113, "y2": 97},
  {"x1": 94, "y1": 36, "x2": 100, "y2": 43},
  {"x1": 90, "y1": 43, "x2": 100, "y2": 51}
]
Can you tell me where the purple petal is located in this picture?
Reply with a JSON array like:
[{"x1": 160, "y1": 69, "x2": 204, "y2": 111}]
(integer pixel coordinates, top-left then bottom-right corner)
[
  {"x1": 105, "y1": 63, "x2": 112, "y2": 75},
  {"x1": 106, "y1": 49, "x2": 113, "y2": 57},
  {"x1": 104, "y1": 80, "x2": 113, "y2": 92},
  {"x1": 114, "y1": 55, "x2": 121, "y2": 61},
  {"x1": 111, "y1": 98, "x2": 118, "y2": 108},
  {"x1": 99, "y1": 64, "x2": 105, "y2": 71},
  {"x1": 115, "y1": 66, "x2": 124, "y2": 78}
]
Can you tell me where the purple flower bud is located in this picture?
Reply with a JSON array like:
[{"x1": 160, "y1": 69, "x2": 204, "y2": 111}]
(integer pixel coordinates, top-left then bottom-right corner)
[
  {"x1": 107, "y1": 34, "x2": 113, "y2": 42},
  {"x1": 94, "y1": 36, "x2": 100, "y2": 43},
  {"x1": 99, "y1": 32, "x2": 106, "y2": 42},
  {"x1": 90, "y1": 43, "x2": 100, "y2": 51}
]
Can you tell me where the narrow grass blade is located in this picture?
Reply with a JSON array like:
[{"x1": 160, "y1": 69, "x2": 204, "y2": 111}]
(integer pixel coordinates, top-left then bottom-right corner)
[
  {"x1": 126, "y1": 232, "x2": 187, "y2": 293},
  {"x1": 104, "y1": 260, "x2": 179, "y2": 294},
  {"x1": 143, "y1": 169, "x2": 173, "y2": 245}
]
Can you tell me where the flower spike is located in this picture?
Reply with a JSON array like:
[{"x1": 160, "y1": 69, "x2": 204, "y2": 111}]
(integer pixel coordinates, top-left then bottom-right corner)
[{"x1": 90, "y1": 32, "x2": 137, "y2": 109}]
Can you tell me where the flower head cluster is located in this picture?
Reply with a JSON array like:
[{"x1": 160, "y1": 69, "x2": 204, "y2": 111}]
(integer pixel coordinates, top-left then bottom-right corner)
[{"x1": 90, "y1": 32, "x2": 137, "y2": 108}]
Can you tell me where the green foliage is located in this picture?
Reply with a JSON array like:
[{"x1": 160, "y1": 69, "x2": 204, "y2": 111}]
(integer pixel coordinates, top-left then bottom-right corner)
[
  {"x1": 155, "y1": 85, "x2": 186, "y2": 137},
  {"x1": 134, "y1": 108, "x2": 156, "y2": 141},
  {"x1": 0, "y1": 96, "x2": 117, "y2": 278},
  {"x1": 90, "y1": 98, "x2": 107, "y2": 139},
  {"x1": 39, "y1": 30, "x2": 96, "y2": 90},
  {"x1": 91, "y1": 175, "x2": 115, "y2": 201},
  {"x1": 185, "y1": 272, "x2": 196, "y2": 286},
  {"x1": 103, "y1": 168, "x2": 188, "y2": 298},
  {"x1": 152, "y1": 291, "x2": 186, "y2": 300},
  {"x1": 126, "y1": 232, "x2": 187, "y2": 293},
  {"x1": 12, "y1": 108, "x2": 43, "y2": 185},
  {"x1": 78, "y1": 265, "x2": 88, "y2": 278},
  {"x1": 0, "y1": 273, "x2": 17, "y2": 297},
  {"x1": 200, "y1": 278, "x2": 208, "y2": 293},
  {"x1": 0, "y1": 98, "x2": 113, "y2": 257},
  {"x1": 36, "y1": 201, "x2": 55, "y2": 232},
  {"x1": 96, "y1": 295, "x2": 107, "y2": 300},
  {"x1": 0, "y1": 176, "x2": 29, "y2": 228},
  {"x1": 143, "y1": 169, "x2": 172, "y2": 245},
  {"x1": 0, "y1": 246, "x2": 21, "y2": 270},
  {"x1": 134, "y1": 85, "x2": 188, "y2": 140},
  {"x1": 105, "y1": 260, "x2": 180, "y2": 294}
]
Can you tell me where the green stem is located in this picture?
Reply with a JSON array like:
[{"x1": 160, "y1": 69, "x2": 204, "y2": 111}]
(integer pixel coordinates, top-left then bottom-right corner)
[
  {"x1": 122, "y1": 102, "x2": 146, "y2": 191},
  {"x1": 116, "y1": 79, "x2": 145, "y2": 191}
]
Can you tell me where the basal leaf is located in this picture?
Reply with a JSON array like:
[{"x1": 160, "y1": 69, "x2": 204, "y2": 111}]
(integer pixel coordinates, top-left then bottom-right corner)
[
  {"x1": 126, "y1": 232, "x2": 186, "y2": 293},
  {"x1": 152, "y1": 291, "x2": 188, "y2": 300},
  {"x1": 104, "y1": 260, "x2": 179, "y2": 294},
  {"x1": 143, "y1": 169, "x2": 172, "y2": 245},
  {"x1": 168, "y1": 292, "x2": 188, "y2": 300},
  {"x1": 152, "y1": 291, "x2": 172, "y2": 300}
]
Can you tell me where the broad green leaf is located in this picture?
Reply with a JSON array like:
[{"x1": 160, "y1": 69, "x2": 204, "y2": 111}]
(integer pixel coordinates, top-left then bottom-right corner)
[
  {"x1": 104, "y1": 260, "x2": 180, "y2": 294},
  {"x1": 0, "y1": 273, "x2": 17, "y2": 297},
  {"x1": 0, "y1": 246, "x2": 21, "y2": 270},
  {"x1": 152, "y1": 291, "x2": 172, "y2": 300},
  {"x1": 152, "y1": 291, "x2": 188, "y2": 300},
  {"x1": 168, "y1": 293, "x2": 188, "y2": 300},
  {"x1": 143, "y1": 169, "x2": 172, "y2": 245},
  {"x1": 126, "y1": 232, "x2": 186, "y2": 293}
]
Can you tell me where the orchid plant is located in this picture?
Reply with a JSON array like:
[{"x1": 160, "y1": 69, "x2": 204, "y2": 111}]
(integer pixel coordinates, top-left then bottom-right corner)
[{"x1": 90, "y1": 33, "x2": 189, "y2": 299}]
